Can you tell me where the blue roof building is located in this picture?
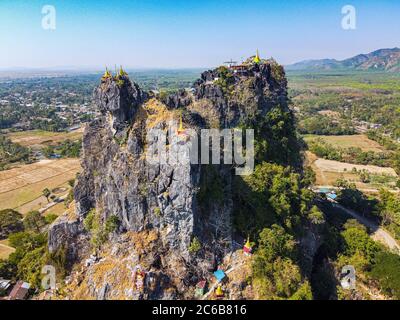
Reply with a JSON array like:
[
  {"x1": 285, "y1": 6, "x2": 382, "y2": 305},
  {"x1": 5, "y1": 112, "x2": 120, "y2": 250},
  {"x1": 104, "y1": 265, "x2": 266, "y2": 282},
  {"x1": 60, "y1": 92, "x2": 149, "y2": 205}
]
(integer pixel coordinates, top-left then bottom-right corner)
[
  {"x1": 327, "y1": 193, "x2": 337, "y2": 200},
  {"x1": 213, "y1": 269, "x2": 226, "y2": 282}
]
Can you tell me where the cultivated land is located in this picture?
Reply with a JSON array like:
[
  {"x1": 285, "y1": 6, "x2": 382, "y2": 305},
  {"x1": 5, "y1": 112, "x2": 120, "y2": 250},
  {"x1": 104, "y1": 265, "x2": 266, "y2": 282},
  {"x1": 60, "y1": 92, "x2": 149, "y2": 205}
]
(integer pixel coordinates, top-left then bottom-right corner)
[
  {"x1": 303, "y1": 133, "x2": 398, "y2": 191},
  {"x1": 314, "y1": 158, "x2": 397, "y2": 176},
  {"x1": 6, "y1": 127, "x2": 84, "y2": 149},
  {"x1": 306, "y1": 151, "x2": 398, "y2": 191},
  {"x1": 303, "y1": 134, "x2": 386, "y2": 152},
  {"x1": 0, "y1": 158, "x2": 80, "y2": 214},
  {"x1": 0, "y1": 239, "x2": 15, "y2": 260}
]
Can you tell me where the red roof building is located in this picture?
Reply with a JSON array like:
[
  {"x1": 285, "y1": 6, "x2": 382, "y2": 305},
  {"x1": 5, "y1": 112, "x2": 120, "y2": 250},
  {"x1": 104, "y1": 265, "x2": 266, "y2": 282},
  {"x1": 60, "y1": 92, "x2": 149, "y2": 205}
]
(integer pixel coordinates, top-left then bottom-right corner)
[{"x1": 8, "y1": 281, "x2": 30, "y2": 300}]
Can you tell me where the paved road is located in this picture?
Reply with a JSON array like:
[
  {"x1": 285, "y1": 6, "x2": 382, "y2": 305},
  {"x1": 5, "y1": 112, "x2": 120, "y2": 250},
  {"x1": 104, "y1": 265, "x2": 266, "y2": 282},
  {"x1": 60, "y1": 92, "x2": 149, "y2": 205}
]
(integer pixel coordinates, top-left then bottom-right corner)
[{"x1": 330, "y1": 201, "x2": 400, "y2": 253}]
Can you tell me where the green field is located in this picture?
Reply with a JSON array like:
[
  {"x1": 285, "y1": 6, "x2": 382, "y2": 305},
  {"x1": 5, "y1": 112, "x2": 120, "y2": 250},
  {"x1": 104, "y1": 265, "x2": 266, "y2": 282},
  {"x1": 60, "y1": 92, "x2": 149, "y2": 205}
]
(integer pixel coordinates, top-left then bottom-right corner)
[{"x1": 288, "y1": 71, "x2": 400, "y2": 139}]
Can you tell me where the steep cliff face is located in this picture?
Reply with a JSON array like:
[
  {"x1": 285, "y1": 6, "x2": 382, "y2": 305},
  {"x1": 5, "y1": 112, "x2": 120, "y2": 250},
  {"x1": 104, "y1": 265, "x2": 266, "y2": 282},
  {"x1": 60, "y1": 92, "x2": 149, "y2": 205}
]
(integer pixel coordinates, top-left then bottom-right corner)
[
  {"x1": 73, "y1": 80, "x2": 202, "y2": 264},
  {"x1": 190, "y1": 62, "x2": 288, "y2": 128},
  {"x1": 48, "y1": 60, "x2": 293, "y2": 299}
]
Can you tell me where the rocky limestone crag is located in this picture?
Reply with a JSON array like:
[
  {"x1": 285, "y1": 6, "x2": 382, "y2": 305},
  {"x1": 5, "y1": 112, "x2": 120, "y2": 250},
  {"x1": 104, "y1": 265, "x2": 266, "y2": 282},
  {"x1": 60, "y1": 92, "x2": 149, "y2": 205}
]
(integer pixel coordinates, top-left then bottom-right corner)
[{"x1": 48, "y1": 60, "x2": 292, "y2": 298}]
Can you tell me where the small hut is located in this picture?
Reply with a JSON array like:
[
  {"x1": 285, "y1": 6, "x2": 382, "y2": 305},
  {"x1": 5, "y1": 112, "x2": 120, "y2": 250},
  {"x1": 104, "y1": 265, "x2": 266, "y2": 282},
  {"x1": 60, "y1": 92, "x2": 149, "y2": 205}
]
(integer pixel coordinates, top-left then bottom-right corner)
[
  {"x1": 7, "y1": 281, "x2": 30, "y2": 300},
  {"x1": 213, "y1": 269, "x2": 226, "y2": 283},
  {"x1": 195, "y1": 280, "x2": 207, "y2": 297},
  {"x1": 134, "y1": 266, "x2": 146, "y2": 292}
]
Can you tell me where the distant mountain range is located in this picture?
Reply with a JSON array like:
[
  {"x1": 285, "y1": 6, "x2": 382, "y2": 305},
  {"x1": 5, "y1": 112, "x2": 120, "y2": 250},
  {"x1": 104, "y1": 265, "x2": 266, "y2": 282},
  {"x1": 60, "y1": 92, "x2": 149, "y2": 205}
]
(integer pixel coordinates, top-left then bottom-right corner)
[{"x1": 286, "y1": 48, "x2": 400, "y2": 72}]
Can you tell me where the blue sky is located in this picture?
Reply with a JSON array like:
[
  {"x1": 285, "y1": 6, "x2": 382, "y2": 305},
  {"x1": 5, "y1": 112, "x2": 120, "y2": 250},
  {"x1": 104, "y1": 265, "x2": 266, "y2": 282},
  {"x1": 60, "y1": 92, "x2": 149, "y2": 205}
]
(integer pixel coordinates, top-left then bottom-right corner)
[{"x1": 0, "y1": 0, "x2": 399, "y2": 68}]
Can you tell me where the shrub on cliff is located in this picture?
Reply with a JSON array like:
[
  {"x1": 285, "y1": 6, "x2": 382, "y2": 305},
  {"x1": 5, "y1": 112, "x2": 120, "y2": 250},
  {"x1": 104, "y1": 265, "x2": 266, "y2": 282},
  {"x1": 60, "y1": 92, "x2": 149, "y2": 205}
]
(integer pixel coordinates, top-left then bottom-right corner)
[
  {"x1": 188, "y1": 237, "x2": 201, "y2": 254},
  {"x1": 105, "y1": 215, "x2": 120, "y2": 233},
  {"x1": 84, "y1": 209, "x2": 120, "y2": 249}
]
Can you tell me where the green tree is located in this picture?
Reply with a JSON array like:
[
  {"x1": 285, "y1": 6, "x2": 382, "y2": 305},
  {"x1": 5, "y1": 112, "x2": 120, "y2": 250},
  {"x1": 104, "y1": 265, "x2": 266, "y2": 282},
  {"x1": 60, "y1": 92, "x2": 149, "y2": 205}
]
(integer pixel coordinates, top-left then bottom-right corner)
[
  {"x1": 8, "y1": 232, "x2": 47, "y2": 255},
  {"x1": 378, "y1": 189, "x2": 400, "y2": 225},
  {"x1": 234, "y1": 163, "x2": 307, "y2": 237},
  {"x1": 17, "y1": 246, "x2": 46, "y2": 289},
  {"x1": 302, "y1": 167, "x2": 316, "y2": 187},
  {"x1": 0, "y1": 209, "x2": 23, "y2": 238},
  {"x1": 256, "y1": 225, "x2": 296, "y2": 263},
  {"x1": 23, "y1": 211, "x2": 46, "y2": 233},
  {"x1": 341, "y1": 220, "x2": 379, "y2": 265},
  {"x1": 0, "y1": 259, "x2": 17, "y2": 280},
  {"x1": 308, "y1": 205, "x2": 325, "y2": 225},
  {"x1": 42, "y1": 188, "x2": 51, "y2": 203},
  {"x1": 370, "y1": 251, "x2": 400, "y2": 299},
  {"x1": 290, "y1": 281, "x2": 313, "y2": 300}
]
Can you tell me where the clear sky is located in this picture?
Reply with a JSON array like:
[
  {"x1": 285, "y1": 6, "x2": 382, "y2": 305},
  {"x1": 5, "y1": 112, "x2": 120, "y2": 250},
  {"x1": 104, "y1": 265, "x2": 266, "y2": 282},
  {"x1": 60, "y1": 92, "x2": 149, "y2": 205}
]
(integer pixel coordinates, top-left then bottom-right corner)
[{"x1": 1, "y1": 0, "x2": 399, "y2": 69}]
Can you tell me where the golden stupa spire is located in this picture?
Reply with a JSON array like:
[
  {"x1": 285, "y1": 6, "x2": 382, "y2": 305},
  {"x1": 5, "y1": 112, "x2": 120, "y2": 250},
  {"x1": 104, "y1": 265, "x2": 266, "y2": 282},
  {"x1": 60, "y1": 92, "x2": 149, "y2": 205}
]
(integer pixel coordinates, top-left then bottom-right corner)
[
  {"x1": 102, "y1": 67, "x2": 112, "y2": 80},
  {"x1": 253, "y1": 49, "x2": 261, "y2": 64},
  {"x1": 119, "y1": 65, "x2": 127, "y2": 77},
  {"x1": 177, "y1": 112, "x2": 186, "y2": 135},
  {"x1": 215, "y1": 285, "x2": 224, "y2": 297},
  {"x1": 245, "y1": 236, "x2": 251, "y2": 248},
  {"x1": 179, "y1": 114, "x2": 184, "y2": 131}
]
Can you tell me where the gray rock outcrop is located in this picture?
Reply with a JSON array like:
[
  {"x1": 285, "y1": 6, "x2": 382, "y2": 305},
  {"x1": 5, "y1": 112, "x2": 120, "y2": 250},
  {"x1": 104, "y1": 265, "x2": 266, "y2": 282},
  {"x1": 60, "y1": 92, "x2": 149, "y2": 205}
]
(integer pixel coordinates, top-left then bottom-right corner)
[{"x1": 48, "y1": 60, "x2": 291, "y2": 296}]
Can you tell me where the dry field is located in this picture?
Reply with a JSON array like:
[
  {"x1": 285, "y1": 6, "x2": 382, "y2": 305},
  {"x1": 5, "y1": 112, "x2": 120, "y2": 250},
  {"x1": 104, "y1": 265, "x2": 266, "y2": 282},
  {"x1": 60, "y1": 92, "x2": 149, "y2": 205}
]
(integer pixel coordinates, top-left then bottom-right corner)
[
  {"x1": 6, "y1": 127, "x2": 84, "y2": 149},
  {"x1": 0, "y1": 158, "x2": 80, "y2": 214},
  {"x1": 0, "y1": 239, "x2": 15, "y2": 260},
  {"x1": 314, "y1": 158, "x2": 397, "y2": 176},
  {"x1": 305, "y1": 151, "x2": 398, "y2": 191},
  {"x1": 304, "y1": 134, "x2": 385, "y2": 152}
]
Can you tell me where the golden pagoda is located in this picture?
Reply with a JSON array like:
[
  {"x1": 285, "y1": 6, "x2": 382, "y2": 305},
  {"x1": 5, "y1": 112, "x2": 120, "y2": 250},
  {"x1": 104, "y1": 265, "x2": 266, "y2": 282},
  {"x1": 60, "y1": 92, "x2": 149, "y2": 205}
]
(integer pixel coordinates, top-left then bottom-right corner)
[
  {"x1": 243, "y1": 236, "x2": 253, "y2": 255},
  {"x1": 118, "y1": 65, "x2": 128, "y2": 77},
  {"x1": 253, "y1": 49, "x2": 261, "y2": 64},
  {"x1": 215, "y1": 285, "x2": 224, "y2": 297},
  {"x1": 177, "y1": 114, "x2": 186, "y2": 135},
  {"x1": 102, "y1": 67, "x2": 112, "y2": 80}
]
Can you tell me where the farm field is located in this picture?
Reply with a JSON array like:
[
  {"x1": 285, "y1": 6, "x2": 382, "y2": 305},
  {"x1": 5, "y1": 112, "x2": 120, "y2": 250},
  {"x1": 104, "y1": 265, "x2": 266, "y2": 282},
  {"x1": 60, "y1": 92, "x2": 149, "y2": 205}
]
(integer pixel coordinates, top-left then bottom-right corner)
[
  {"x1": 0, "y1": 239, "x2": 15, "y2": 260},
  {"x1": 6, "y1": 126, "x2": 84, "y2": 149},
  {"x1": 0, "y1": 158, "x2": 80, "y2": 214},
  {"x1": 305, "y1": 151, "x2": 398, "y2": 191},
  {"x1": 303, "y1": 134, "x2": 386, "y2": 152}
]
